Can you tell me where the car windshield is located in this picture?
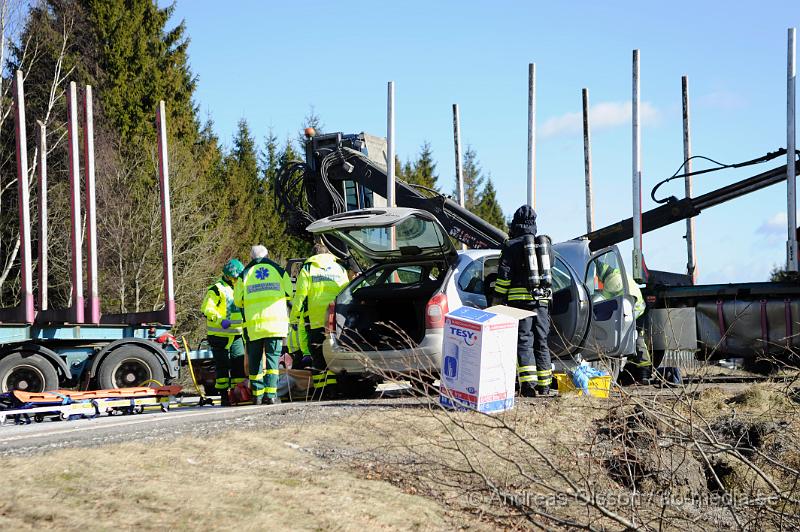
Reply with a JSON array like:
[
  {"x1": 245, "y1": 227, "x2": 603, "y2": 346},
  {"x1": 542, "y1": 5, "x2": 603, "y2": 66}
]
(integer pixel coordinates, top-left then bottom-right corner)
[{"x1": 337, "y1": 215, "x2": 446, "y2": 254}]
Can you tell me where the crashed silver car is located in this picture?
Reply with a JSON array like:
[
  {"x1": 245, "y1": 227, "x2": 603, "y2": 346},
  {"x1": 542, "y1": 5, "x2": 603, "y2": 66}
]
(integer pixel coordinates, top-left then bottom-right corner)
[{"x1": 307, "y1": 207, "x2": 638, "y2": 394}]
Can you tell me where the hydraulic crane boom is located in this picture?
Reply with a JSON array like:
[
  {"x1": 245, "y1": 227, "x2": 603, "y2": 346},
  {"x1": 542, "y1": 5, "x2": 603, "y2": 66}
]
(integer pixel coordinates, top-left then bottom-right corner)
[
  {"x1": 275, "y1": 132, "x2": 507, "y2": 251},
  {"x1": 584, "y1": 161, "x2": 799, "y2": 251}
]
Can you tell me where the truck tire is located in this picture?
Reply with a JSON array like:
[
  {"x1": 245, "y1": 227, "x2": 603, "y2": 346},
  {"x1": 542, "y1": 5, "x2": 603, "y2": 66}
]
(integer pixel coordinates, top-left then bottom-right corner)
[
  {"x1": 96, "y1": 346, "x2": 165, "y2": 389},
  {"x1": 0, "y1": 352, "x2": 59, "y2": 393}
]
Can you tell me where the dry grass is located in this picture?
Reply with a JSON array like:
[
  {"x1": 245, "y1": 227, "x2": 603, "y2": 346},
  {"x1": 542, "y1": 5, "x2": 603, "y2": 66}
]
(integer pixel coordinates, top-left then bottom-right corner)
[
  {"x1": 1, "y1": 383, "x2": 799, "y2": 531},
  {"x1": 0, "y1": 429, "x2": 455, "y2": 532}
]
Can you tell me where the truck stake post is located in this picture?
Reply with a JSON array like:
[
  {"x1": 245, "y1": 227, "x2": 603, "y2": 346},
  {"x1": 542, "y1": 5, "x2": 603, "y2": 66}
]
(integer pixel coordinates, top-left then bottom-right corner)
[
  {"x1": 527, "y1": 63, "x2": 536, "y2": 208},
  {"x1": 787, "y1": 27, "x2": 798, "y2": 272},
  {"x1": 13, "y1": 70, "x2": 33, "y2": 324},
  {"x1": 37, "y1": 120, "x2": 47, "y2": 312},
  {"x1": 84, "y1": 85, "x2": 100, "y2": 324},
  {"x1": 682, "y1": 75, "x2": 697, "y2": 282},
  {"x1": 632, "y1": 49, "x2": 645, "y2": 283},
  {"x1": 67, "y1": 81, "x2": 84, "y2": 323},
  {"x1": 582, "y1": 88, "x2": 594, "y2": 234}
]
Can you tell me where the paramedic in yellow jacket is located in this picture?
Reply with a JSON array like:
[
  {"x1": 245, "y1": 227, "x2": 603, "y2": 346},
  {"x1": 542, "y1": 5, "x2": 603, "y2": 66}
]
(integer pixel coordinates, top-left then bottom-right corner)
[
  {"x1": 200, "y1": 259, "x2": 245, "y2": 406},
  {"x1": 596, "y1": 262, "x2": 651, "y2": 382},
  {"x1": 234, "y1": 245, "x2": 293, "y2": 405},
  {"x1": 290, "y1": 240, "x2": 349, "y2": 393}
]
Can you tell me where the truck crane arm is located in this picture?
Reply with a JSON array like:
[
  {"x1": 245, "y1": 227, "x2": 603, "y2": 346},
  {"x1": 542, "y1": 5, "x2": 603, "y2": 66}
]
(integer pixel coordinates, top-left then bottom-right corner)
[
  {"x1": 275, "y1": 132, "x2": 507, "y2": 254},
  {"x1": 584, "y1": 157, "x2": 799, "y2": 251}
]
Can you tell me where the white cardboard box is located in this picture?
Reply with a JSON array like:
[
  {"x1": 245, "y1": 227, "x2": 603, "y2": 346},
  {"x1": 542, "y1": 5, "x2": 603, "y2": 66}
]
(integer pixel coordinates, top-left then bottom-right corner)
[{"x1": 439, "y1": 305, "x2": 534, "y2": 413}]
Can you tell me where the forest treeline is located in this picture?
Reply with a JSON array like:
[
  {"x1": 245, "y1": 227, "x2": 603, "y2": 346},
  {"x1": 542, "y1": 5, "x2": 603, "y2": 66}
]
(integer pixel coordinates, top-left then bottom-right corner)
[{"x1": 0, "y1": 0, "x2": 506, "y2": 338}]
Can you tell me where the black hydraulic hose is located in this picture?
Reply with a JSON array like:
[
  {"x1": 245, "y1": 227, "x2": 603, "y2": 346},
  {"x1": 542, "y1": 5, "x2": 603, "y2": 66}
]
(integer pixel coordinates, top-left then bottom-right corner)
[{"x1": 650, "y1": 148, "x2": 794, "y2": 204}]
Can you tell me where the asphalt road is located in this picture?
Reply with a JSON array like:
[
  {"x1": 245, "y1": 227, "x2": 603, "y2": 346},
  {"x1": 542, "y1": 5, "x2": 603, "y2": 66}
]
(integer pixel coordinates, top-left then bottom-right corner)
[
  {"x1": 0, "y1": 381, "x2": 427, "y2": 456},
  {"x1": 0, "y1": 379, "x2": 766, "y2": 456}
]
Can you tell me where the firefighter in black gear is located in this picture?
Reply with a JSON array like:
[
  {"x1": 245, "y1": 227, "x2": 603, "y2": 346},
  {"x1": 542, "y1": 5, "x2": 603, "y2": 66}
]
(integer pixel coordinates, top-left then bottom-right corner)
[{"x1": 491, "y1": 205, "x2": 553, "y2": 397}]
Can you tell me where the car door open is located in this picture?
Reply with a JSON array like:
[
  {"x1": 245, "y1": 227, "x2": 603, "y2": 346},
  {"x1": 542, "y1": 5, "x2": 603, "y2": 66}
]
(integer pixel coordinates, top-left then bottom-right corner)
[{"x1": 583, "y1": 247, "x2": 637, "y2": 358}]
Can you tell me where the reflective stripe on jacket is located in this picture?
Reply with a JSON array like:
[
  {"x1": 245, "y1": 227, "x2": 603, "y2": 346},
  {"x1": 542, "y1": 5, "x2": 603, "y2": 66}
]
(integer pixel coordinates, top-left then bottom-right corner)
[
  {"x1": 234, "y1": 258, "x2": 293, "y2": 339},
  {"x1": 290, "y1": 254, "x2": 349, "y2": 331},
  {"x1": 201, "y1": 279, "x2": 244, "y2": 337},
  {"x1": 495, "y1": 236, "x2": 551, "y2": 304},
  {"x1": 597, "y1": 264, "x2": 646, "y2": 319}
]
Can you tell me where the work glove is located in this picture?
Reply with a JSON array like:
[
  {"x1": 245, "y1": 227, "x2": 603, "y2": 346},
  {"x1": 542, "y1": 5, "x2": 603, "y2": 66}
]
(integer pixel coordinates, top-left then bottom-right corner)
[{"x1": 221, "y1": 319, "x2": 231, "y2": 330}]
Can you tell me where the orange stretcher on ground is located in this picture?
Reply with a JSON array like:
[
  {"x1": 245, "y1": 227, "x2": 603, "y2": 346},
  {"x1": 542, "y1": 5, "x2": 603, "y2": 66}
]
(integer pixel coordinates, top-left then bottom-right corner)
[
  {"x1": 1, "y1": 385, "x2": 184, "y2": 425},
  {"x1": 13, "y1": 385, "x2": 182, "y2": 404}
]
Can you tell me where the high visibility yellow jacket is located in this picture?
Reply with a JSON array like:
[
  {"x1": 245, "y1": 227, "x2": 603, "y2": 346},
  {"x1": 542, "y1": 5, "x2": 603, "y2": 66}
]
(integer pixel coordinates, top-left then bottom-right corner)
[
  {"x1": 201, "y1": 278, "x2": 244, "y2": 337},
  {"x1": 234, "y1": 258, "x2": 293, "y2": 340},
  {"x1": 598, "y1": 265, "x2": 646, "y2": 319},
  {"x1": 290, "y1": 254, "x2": 349, "y2": 331}
]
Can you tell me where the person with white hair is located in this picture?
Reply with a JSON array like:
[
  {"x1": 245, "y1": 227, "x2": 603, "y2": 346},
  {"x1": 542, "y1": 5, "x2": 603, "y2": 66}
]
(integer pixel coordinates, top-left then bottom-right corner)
[{"x1": 234, "y1": 244, "x2": 293, "y2": 404}]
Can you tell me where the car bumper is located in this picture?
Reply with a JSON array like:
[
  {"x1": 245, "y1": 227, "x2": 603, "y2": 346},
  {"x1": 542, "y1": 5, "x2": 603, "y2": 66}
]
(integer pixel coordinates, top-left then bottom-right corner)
[{"x1": 323, "y1": 330, "x2": 443, "y2": 375}]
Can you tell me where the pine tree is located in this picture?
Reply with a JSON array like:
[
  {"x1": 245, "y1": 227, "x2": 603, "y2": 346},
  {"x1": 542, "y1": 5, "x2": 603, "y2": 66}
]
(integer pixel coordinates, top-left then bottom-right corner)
[
  {"x1": 297, "y1": 106, "x2": 324, "y2": 148},
  {"x1": 405, "y1": 141, "x2": 439, "y2": 191},
  {"x1": 457, "y1": 146, "x2": 485, "y2": 211},
  {"x1": 475, "y1": 177, "x2": 507, "y2": 232},
  {"x1": 224, "y1": 119, "x2": 263, "y2": 260}
]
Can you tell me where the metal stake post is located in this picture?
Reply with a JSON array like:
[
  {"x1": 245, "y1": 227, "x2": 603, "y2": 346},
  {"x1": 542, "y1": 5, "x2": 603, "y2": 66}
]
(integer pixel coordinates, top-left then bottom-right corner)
[
  {"x1": 13, "y1": 70, "x2": 33, "y2": 323},
  {"x1": 527, "y1": 63, "x2": 536, "y2": 208},
  {"x1": 156, "y1": 101, "x2": 176, "y2": 325},
  {"x1": 682, "y1": 76, "x2": 697, "y2": 282},
  {"x1": 582, "y1": 88, "x2": 594, "y2": 233},
  {"x1": 788, "y1": 28, "x2": 798, "y2": 272},
  {"x1": 84, "y1": 86, "x2": 99, "y2": 323},
  {"x1": 37, "y1": 120, "x2": 47, "y2": 312},
  {"x1": 67, "y1": 81, "x2": 84, "y2": 323},
  {"x1": 386, "y1": 81, "x2": 396, "y2": 208},
  {"x1": 632, "y1": 50, "x2": 645, "y2": 283}
]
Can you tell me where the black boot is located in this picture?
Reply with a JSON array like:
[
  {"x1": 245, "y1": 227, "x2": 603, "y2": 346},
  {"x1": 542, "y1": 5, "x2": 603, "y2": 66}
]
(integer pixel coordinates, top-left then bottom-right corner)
[
  {"x1": 219, "y1": 390, "x2": 231, "y2": 407},
  {"x1": 519, "y1": 384, "x2": 537, "y2": 398},
  {"x1": 265, "y1": 396, "x2": 281, "y2": 405}
]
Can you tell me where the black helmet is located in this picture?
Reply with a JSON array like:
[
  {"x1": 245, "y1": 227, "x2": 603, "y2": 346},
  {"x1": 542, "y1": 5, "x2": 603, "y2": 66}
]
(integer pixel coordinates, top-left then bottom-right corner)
[{"x1": 509, "y1": 205, "x2": 537, "y2": 237}]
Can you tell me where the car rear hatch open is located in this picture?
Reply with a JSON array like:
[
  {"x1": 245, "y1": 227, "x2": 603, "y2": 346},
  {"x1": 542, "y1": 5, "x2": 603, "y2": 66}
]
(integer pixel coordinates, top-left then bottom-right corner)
[{"x1": 306, "y1": 208, "x2": 458, "y2": 266}]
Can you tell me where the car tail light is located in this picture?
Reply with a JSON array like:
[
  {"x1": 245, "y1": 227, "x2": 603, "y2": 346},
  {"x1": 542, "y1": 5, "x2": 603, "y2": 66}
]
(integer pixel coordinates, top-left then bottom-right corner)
[
  {"x1": 326, "y1": 302, "x2": 336, "y2": 333},
  {"x1": 425, "y1": 293, "x2": 449, "y2": 329}
]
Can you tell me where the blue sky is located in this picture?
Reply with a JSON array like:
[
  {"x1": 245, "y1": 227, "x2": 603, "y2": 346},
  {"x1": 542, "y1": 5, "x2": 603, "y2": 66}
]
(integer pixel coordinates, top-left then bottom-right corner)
[{"x1": 165, "y1": 0, "x2": 798, "y2": 284}]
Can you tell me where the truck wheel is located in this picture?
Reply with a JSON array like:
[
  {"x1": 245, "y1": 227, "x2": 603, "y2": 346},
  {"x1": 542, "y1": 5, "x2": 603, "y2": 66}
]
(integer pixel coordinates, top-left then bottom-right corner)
[
  {"x1": 97, "y1": 347, "x2": 165, "y2": 389},
  {"x1": 0, "y1": 352, "x2": 59, "y2": 393}
]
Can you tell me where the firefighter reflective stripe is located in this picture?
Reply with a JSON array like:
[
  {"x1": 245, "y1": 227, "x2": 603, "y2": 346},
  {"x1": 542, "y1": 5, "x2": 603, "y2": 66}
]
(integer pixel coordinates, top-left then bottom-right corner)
[
  {"x1": 264, "y1": 386, "x2": 277, "y2": 394},
  {"x1": 231, "y1": 377, "x2": 245, "y2": 385},
  {"x1": 265, "y1": 369, "x2": 279, "y2": 376},
  {"x1": 536, "y1": 369, "x2": 553, "y2": 387},
  {"x1": 508, "y1": 287, "x2": 534, "y2": 301},
  {"x1": 494, "y1": 278, "x2": 510, "y2": 295},
  {"x1": 250, "y1": 371, "x2": 265, "y2": 381},
  {"x1": 215, "y1": 377, "x2": 230, "y2": 390},
  {"x1": 517, "y1": 365, "x2": 537, "y2": 383},
  {"x1": 252, "y1": 387, "x2": 266, "y2": 397}
]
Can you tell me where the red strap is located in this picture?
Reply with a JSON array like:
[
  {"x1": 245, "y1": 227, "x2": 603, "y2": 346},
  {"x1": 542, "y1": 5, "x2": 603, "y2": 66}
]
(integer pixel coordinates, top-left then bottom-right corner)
[
  {"x1": 760, "y1": 299, "x2": 768, "y2": 353},
  {"x1": 716, "y1": 300, "x2": 727, "y2": 350},
  {"x1": 786, "y1": 299, "x2": 793, "y2": 348}
]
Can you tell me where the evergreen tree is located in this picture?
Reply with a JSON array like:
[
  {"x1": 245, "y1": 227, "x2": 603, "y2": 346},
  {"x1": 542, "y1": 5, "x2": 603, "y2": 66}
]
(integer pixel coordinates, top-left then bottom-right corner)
[
  {"x1": 475, "y1": 177, "x2": 507, "y2": 232},
  {"x1": 224, "y1": 119, "x2": 263, "y2": 260},
  {"x1": 405, "y1": 141, "x2": 438, "y2": 191},
  {"x1": 297, "y1": 106, "x2": 324, "y2": 148},
  {"x1": 457, "y1": 146, "x2": 485, "y2": 211}
]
